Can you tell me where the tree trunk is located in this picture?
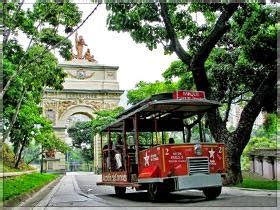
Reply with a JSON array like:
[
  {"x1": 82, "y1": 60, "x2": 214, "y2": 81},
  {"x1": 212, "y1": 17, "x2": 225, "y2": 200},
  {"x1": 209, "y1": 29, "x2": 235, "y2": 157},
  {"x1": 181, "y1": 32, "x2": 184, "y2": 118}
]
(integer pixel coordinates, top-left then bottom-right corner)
[
  {"x1": 223, "y1": 137, "x2": 243, "y2": 185},
  {"x1": 14, "y1": 140, "x2": 26, "y2": 168}
]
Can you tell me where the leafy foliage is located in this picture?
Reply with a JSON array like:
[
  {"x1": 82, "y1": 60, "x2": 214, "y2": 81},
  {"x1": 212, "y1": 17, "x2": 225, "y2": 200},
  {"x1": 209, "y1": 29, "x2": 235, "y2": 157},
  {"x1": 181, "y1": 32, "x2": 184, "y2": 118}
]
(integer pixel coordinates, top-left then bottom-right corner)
[
  {"x1": 106, "y1": 3, "x2": 276, "y2": 111},
  {"x1": 8, "y1": 100, "x2": 69, "y2": 168},
  {"x1": 67, "y1": 121, "x2": 94, "y2": 162},
  {"x1": 68, "y1": 121, "x2": 94, "y2": 149},
  {"x1": 22, "y1": 141, "x2": 41, "y2": 164},
  {"x1": 262, "y1": 113, "x2": 278, "y2": 138},
  {"x1": 3, "y1": 2, "x2": 81, "y2": 167},
  {"x1": 127, "y1": 80, "x2": 178, "y2": 105},
  {"x1": 91, "y1": 107, "x2": 125, "y2": 133},
  {"x1": 163, "y1": 61, "x2": 195, "y2": 90}
]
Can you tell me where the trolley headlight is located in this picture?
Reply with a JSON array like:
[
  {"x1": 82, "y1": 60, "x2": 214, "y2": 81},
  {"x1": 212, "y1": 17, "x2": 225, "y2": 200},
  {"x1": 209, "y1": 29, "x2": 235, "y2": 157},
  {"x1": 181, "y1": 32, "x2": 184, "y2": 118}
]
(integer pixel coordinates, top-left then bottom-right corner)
[{"x1": 194, "y1": 144, "x2": 202, "y2": 156}]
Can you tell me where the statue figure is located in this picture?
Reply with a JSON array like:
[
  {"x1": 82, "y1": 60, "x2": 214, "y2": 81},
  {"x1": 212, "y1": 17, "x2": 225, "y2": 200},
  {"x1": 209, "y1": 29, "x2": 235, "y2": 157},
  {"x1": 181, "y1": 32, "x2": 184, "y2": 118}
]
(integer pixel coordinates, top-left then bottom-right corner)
[
  {"x1": 75, "y1": 32, "x2": 87, "y2": 59},
  {"x1": 84, "y1": 48, "x2": 92, "y2": 61},
  {"x1": 84, "y1": 48, "x2": 97, "y2": 63}
]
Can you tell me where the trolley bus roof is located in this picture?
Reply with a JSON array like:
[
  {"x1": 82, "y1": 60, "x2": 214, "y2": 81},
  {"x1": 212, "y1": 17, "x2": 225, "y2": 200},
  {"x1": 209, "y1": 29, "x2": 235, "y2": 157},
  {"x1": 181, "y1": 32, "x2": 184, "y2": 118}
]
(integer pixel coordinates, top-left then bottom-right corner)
[{"x1": 102, "y1": 93, "x2": 221, "y2": 132}]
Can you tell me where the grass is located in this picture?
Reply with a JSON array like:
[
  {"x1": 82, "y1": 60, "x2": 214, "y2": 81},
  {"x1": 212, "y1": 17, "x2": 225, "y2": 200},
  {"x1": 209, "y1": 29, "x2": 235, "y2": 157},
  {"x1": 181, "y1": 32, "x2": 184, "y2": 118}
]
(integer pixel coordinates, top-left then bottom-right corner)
[
  {"x1": 1, "y1": 173, "x2": 59, "y2": 201},
  {"x1": 236, "y1": 179, "x2": 280, "y2": 190},
  {"x1": 234, "y1": 171, "x2": 280, "y2": 190}
]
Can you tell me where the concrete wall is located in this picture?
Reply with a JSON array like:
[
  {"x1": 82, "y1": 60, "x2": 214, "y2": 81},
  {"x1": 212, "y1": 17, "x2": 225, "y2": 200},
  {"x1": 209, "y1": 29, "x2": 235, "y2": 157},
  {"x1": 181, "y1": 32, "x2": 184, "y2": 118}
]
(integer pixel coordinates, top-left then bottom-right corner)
[
  {"x1": 250, "y1": 155, "x2": 279, "y2": 180},
  {"x1": 254, "y1": 157, "x2": 263, "y2": 176},
  {"x1": 274, "y1": 157, "x2": 280, "y2": 181},
  {"x1": 262, "y1": 158, "x2": 274, "y2": 179}
]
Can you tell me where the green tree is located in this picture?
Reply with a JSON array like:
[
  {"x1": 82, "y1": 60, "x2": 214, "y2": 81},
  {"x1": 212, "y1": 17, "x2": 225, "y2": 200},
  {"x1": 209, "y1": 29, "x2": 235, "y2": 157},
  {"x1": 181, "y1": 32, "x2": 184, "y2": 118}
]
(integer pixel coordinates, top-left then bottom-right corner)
[
  {"x1": 91, "y1": 107, "x2": 125, "y2": 134},
  {"x1": 106, "y1": 3, "x2": 276, "y2": 184},
  {"x1": 67, "y1": 121, "x2": 94, "y2": 162},
  {"x1": 261, "y1": 113, "x2": 279, "y2": 139},
  {"x1": 127, "y1": 80, "x2": 178, "y2": 105},
  {"x1": 3, "y1": 1, "x2": 82, "y2": 141},
  {"x1": 3, "y1": 2, "x2": 81, "y2": 167},
  {"x1": 10, "y1": 101, "x2": 69, "y2": 168}
]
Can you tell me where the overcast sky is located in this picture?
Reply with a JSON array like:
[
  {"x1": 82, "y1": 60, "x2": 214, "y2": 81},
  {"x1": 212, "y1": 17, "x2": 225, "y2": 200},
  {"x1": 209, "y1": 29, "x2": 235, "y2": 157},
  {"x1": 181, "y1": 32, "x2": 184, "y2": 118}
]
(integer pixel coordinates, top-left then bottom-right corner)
[{"x1": 72, "y1": 4, "x2": 178, "y2": 91}]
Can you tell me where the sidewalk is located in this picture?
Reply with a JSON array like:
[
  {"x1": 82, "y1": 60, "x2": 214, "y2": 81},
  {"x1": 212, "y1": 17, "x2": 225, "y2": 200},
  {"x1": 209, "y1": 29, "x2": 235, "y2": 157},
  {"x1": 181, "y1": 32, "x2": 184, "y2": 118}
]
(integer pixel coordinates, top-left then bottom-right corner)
[{"x1": 222, "y1": 186, "x2": 278, "y2": 197}]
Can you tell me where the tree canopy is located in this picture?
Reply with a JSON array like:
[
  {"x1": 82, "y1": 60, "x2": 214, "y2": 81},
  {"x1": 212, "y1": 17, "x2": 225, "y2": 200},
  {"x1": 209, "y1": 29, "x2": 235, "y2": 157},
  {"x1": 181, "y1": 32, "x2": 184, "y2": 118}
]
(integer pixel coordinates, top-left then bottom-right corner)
[
  {"x1": 3, "y1": 1, "x2": 82, "y2": 167},
  {"x1": 10, "y1": 100, "x2": 69, "y2": 168},
  {"x1": 3, "y1": 2, "x2": 81, "y2": 137},
  {"x1": 67, "y1": 121, "x2": 94, "y2": 162},
  {"x1": 106, "y1": 2, "x2": 277, "y2": 184},
  {"x1": 127, "y1": 80, "x2": 178, "y2": 105},
  {"x1": 90, "y1": 107, "x2": 125, "y2": 134}
]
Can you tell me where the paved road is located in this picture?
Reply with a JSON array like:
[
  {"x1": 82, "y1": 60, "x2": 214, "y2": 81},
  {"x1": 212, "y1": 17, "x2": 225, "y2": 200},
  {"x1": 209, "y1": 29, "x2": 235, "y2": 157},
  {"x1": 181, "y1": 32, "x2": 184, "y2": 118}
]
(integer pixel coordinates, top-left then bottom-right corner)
[{"x1": 20, "y1": 172, "x2": 278, "y2": 209}]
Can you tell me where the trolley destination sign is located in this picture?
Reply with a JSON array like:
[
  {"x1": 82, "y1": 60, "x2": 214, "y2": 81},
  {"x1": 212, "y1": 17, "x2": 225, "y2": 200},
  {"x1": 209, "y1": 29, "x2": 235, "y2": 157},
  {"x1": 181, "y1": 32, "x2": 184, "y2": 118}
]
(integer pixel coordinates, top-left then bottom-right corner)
[{"x1": 173, "y1": 90, "x2": 206, "y2": 100}]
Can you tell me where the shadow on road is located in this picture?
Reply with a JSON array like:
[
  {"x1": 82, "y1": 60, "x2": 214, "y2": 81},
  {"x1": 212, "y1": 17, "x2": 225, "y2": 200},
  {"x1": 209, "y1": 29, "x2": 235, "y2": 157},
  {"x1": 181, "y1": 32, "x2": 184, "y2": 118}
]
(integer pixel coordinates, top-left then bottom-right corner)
[{"x1": 102, "y1": 191, "x2": 218, "y2": 204}]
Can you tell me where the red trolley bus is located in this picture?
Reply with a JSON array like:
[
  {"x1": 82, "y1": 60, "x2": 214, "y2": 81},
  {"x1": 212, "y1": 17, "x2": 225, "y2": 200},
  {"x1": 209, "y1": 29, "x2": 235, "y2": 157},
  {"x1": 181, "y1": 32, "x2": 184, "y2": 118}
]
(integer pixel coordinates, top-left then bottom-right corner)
[{"x1": 97, "y1": 91, "x2": 226, "y2": 201}]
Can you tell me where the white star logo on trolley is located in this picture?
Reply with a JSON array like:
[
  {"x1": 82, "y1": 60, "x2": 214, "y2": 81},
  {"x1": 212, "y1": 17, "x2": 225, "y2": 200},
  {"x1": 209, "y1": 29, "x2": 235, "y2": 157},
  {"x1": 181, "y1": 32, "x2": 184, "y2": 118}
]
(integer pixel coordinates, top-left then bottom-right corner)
[
  {"x1": 209, "y1": 148, "x2": 215, "y2": 159},
  {"x1": 144, "y1": 151, "x2": 150, "y2": 166}
]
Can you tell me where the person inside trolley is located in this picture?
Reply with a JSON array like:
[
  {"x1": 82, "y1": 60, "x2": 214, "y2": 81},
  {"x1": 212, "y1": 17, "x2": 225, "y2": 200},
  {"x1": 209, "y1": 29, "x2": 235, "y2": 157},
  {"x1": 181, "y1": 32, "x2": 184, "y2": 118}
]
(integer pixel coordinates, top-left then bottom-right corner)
[
  {"x1": 169, "y1": 137, "x2": 175, "y2": 144},
  {"x1": 103, "y1": 140, "x2": 113, "y2": 171},
  {"x1": 113, "y1": 134, "x2": 123, "y2": 171}
]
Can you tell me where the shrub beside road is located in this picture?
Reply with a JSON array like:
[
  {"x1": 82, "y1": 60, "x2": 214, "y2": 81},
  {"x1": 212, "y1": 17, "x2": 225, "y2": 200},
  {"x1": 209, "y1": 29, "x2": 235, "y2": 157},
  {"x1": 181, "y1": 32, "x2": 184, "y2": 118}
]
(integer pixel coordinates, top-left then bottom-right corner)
[{"x1": 2, "y1": 173, "x2": 59, "y2": 202}]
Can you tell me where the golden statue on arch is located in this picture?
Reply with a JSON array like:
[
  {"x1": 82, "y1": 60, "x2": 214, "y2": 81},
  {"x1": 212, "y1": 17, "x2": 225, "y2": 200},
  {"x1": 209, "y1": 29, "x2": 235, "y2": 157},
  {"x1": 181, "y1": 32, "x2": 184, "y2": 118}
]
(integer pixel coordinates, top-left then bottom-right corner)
[{"x1": 71, "y1": 31, "x2": 97, "y2": 63}]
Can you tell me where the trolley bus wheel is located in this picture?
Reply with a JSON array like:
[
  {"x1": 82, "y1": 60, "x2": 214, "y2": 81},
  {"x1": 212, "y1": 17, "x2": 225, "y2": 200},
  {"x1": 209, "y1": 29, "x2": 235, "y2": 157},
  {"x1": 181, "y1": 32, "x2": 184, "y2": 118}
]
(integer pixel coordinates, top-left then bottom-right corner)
[
  {"x1": 147, "y1": 183, "x2": 160, "y2": 201},
  {"x1": 115, "y1": 186, "x2": 126, "y2": 197},
  {"x1": 203, "y1": 186, "x2": 222, "y2": 200},
  {"x1": 147, "y1": 183, "x2": 168, "y2": 201}
]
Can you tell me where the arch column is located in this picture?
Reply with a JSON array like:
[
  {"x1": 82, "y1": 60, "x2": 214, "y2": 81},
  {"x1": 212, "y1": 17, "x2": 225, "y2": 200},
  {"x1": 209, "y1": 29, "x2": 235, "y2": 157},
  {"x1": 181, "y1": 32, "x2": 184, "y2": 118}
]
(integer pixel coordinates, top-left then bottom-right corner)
[{"x1": 94, "y1": 133, "x2": 102, "y2": 174}]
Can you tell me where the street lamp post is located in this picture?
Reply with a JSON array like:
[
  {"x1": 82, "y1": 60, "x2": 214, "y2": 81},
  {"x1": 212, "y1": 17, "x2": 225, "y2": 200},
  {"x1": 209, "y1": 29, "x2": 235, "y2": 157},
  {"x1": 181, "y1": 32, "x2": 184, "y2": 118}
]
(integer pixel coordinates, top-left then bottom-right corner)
[{"x1": 40, "y1": 144, "x2": 43, "y2": 173}]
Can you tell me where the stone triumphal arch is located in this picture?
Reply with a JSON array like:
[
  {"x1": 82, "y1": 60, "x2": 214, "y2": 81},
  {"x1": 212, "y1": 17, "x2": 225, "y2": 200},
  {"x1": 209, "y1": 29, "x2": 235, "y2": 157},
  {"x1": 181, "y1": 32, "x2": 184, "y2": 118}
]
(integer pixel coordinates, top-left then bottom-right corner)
[{"x1": 42, "y1": 33, "x2": 123, "y2": 173}]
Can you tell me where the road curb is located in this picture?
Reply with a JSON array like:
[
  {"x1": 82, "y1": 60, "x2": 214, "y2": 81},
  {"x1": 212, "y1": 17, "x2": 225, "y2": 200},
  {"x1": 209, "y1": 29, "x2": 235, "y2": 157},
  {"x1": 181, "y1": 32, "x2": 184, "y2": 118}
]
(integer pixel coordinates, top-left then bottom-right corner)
[{"x1": 4, "y1": 174, "x2": 63, "y2": 207}]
